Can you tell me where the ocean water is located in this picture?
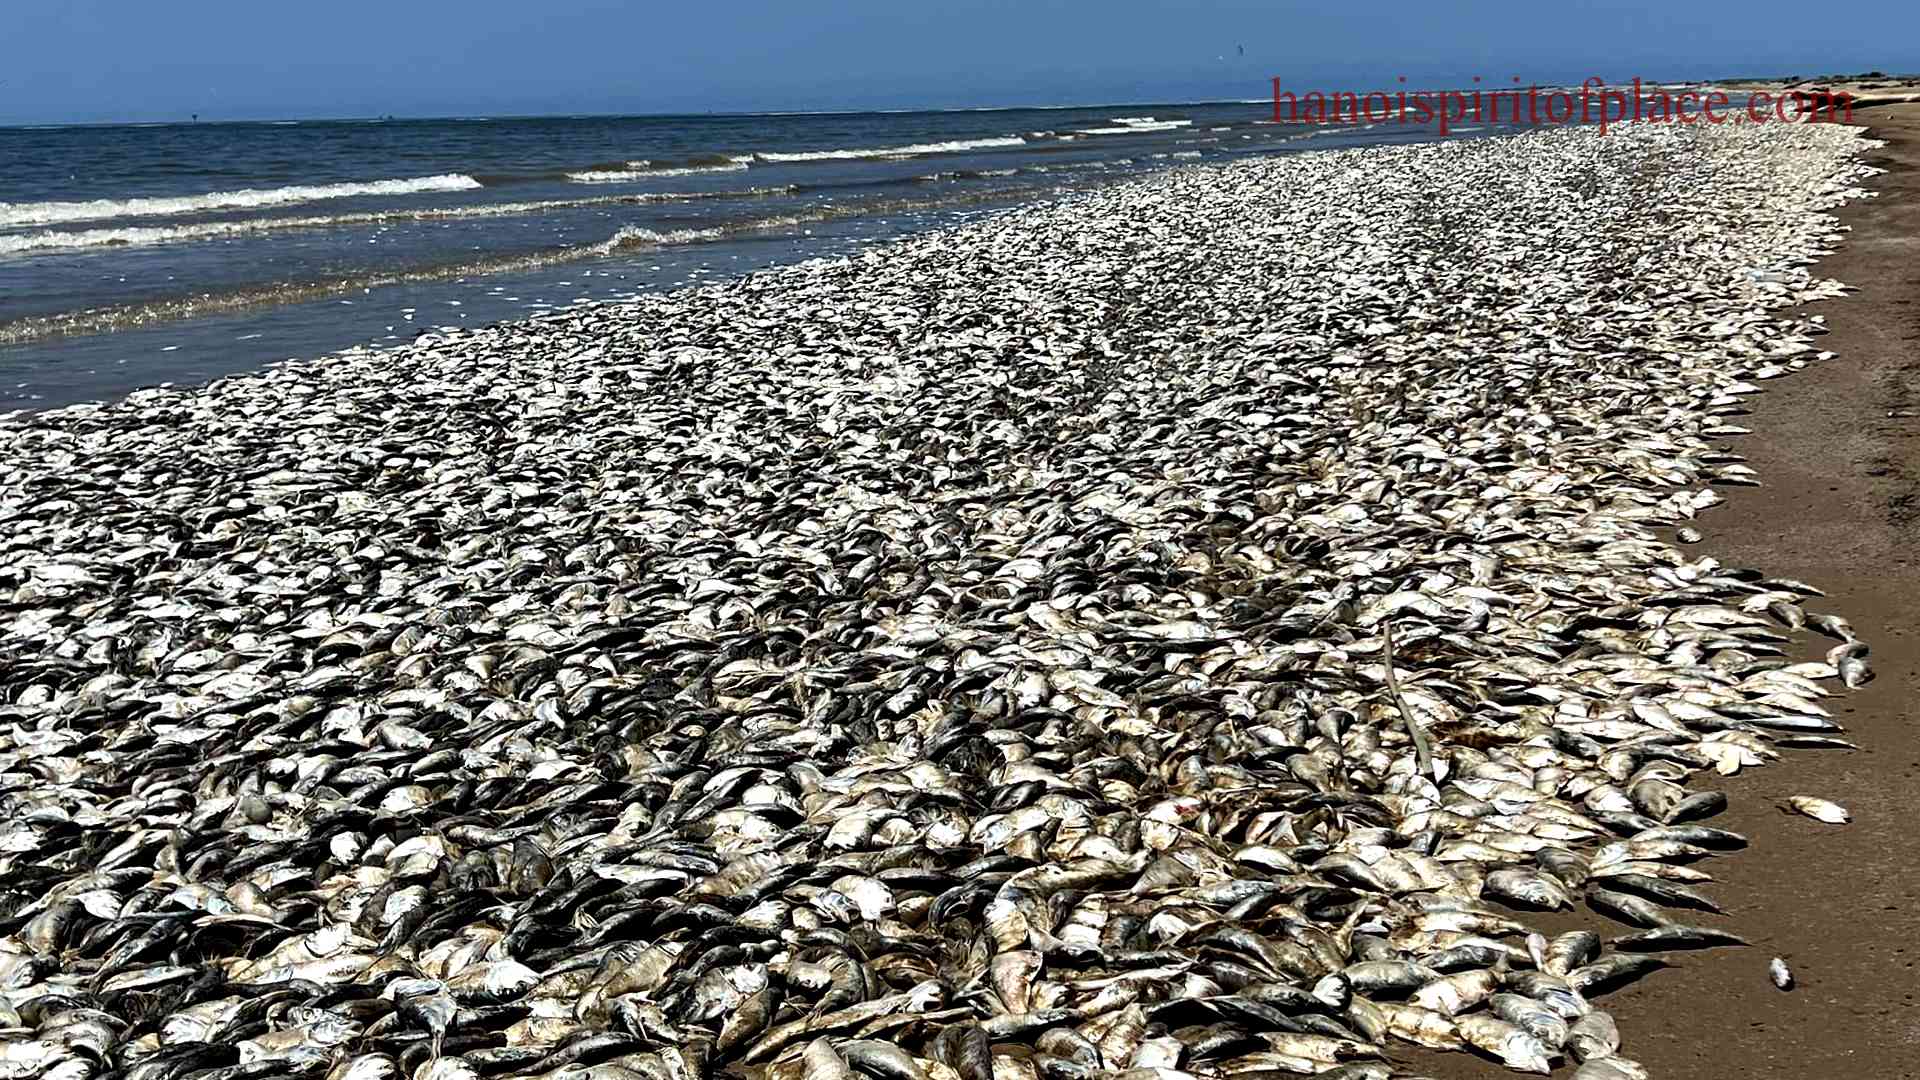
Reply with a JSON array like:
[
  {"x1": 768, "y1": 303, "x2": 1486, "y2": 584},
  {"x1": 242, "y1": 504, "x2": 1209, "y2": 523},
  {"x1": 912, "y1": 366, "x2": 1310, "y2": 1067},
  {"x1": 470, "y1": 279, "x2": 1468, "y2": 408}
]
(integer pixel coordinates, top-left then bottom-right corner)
[{"x1": 0, "y1": 103, "x2": 1482, "y2": 409}]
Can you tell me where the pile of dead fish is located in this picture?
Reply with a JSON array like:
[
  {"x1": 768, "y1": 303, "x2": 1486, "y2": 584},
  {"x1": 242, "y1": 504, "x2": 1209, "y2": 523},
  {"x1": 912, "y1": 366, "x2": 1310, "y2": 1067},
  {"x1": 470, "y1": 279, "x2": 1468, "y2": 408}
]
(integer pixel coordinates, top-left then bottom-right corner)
[{"x1": 0, "y1": 117, "x2": 1881, "y2": 1080}]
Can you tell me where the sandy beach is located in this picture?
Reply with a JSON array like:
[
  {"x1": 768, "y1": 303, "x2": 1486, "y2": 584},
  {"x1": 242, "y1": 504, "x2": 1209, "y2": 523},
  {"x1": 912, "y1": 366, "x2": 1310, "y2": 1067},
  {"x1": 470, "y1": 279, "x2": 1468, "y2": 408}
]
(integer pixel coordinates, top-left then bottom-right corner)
[
  {"x1": 1566, "y1": 99, "x2": 1920, "y2": 1080},
  {"x1": 0, "y1": 111, "x2": 1900, "y2": 1080},
  {"x1": 1406, "y1": 99, "x2": 1920, "y2": 1079}
]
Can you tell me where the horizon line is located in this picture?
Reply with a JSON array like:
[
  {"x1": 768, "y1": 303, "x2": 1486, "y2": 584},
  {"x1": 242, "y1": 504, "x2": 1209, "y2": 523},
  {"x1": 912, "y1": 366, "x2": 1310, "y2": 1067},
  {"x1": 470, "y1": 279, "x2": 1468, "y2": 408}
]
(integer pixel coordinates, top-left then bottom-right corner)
[
  {"x1": 0, "y1": 95, "x2": 1283, "y2": 132},
  {"x1": 0, "y1": 69, "x2": 1793, "y2": 129}
]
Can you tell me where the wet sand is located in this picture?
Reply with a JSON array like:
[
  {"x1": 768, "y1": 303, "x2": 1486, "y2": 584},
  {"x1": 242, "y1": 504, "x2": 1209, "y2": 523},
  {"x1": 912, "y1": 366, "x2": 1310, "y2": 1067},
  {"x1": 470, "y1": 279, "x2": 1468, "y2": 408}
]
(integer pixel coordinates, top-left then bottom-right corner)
[
  {"x1": 1416, "y1": 102, "x2": 1920, "y2": 1079},
  {"x1": 1610, "y1": 100, "x2": 1920, "y2": 1080}
]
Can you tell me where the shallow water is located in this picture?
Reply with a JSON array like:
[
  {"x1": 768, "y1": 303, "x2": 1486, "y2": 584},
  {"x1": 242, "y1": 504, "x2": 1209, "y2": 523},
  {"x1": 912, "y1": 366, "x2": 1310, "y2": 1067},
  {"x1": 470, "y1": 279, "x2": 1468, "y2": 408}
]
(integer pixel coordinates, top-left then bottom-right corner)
[{"x1": 0, "y1": 104, "x2": 1496, "y2": 408}]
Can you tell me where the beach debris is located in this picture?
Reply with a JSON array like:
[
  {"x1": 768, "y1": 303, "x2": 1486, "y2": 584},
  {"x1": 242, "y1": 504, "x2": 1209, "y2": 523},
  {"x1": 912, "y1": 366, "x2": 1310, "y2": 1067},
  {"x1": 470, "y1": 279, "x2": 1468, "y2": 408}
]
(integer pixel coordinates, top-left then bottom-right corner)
[
  {"x1": 1770, "y1": 956, "x2": 1796, "y2": 990},
  {"x1": 1786, "y1": 796, "x2": 1853, "y2": 823},
  {"x1": 0, "y1": 116, "x2": 1879, "y2": 1079}
]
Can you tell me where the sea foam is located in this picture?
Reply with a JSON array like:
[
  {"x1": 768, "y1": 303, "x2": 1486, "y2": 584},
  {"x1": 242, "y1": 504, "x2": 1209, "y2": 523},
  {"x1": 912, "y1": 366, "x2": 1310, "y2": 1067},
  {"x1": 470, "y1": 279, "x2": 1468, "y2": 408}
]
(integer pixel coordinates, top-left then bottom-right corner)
[
  {"x1": 1074, "y1": 118, "x2": 1195, "y2": 135},
  {"x1": 0, "y1": 174, "x2": 485, "y2": 228},
  {"x1": 752, "y1": 136, "x2": 1027, "y2": 163},
  {"x1": 0, "y1": 190, "x2": 776, "y2": 256},
  {"x1": 567, "y1": 161, "x2": 752, "y2": 182},
  {"x1": 593, "y1": 225, "x2": 726, "y2": 254}
]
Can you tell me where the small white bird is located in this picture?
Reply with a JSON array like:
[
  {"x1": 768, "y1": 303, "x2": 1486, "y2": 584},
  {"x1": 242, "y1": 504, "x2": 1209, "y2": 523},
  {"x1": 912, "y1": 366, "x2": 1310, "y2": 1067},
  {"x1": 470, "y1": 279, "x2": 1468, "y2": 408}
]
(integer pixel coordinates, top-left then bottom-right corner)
[{"x1": 1770, "y1": 957, "x2": 1795, "y2": 991}]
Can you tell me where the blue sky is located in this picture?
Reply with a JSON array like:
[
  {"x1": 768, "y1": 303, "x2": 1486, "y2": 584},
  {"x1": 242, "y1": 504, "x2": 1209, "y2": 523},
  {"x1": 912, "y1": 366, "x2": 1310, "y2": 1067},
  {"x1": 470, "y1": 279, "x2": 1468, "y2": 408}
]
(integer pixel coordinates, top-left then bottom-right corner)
[{"x1": 3, "y1": 0, "x2": 1914, "y2": 124}]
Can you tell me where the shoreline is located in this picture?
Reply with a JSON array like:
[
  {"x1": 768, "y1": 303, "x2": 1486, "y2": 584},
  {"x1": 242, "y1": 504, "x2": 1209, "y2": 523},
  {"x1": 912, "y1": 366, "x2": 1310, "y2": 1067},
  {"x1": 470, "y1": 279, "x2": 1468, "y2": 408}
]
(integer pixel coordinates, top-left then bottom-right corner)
[
  {"x1": 0, "y1": 103, "x2": 1391, "y2": 412},
  {"x1": 1409, "y1": 99, "x2": 1920, "y2": 1079},
  {"x1": 0, "y1": 119, "x2": 1896, "y2": 1078},
  {"x1": 1577, "y1": 100, "x2": 1920, "y2": 1080}
]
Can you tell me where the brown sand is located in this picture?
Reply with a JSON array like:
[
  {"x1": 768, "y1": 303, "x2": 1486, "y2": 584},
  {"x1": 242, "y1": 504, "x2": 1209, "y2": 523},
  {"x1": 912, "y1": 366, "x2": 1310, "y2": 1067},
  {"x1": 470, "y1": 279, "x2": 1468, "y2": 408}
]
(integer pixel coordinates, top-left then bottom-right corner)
[{"x1": 1406, "y1": 102, "x2": 1920, "y2": 1078}]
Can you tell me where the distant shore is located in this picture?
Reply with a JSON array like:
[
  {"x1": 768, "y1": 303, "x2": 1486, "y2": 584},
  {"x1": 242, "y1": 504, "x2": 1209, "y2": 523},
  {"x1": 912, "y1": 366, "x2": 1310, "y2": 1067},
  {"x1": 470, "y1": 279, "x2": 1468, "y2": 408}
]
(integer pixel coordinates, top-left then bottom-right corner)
[{"x1": 1708, "y1": 73, "x2": 1920, "y2": 111}]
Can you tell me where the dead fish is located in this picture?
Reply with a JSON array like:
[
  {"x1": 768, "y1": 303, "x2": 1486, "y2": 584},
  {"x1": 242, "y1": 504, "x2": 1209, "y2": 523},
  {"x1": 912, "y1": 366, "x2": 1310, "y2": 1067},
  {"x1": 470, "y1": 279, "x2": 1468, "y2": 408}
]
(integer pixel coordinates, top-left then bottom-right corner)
[
  {"x1": 1541, "y1": 931, "x2": 1601, "y2": 977},
  {"x1": 838, "y1": 1041, "x2": 929, "y2": 1080},
  {"x1": 1566, "y1": 1010, "x2": 1620, "y2": 1063},
  {"x1": 1784, "y1": 796, "x2": 1850, "y2": 824},
  {"x1": 1806, "y1": 613, "x2": 1856, "y2": 641},
  {"x1": 1571, "y1": 1057, "x2": 1650, "y2": 1080},
  {"x1": 1488, "y1": 992, "x2": 1570, "y2": 1049},
  {"x1": 1483, "y1": 868, "x2": 1573, "y2": 911},
  {"x1": 1631, "y1": 824, "x2": 1746, "y2": 850},
  {"x1": 1611, "y1": 925, "x2": 1750, "y2": 952},
  {"x1": 1772, "y1": 735, "x2": 1857, "y2": 750},
  {"x1": 1456, "y1": 1014, "x2": 1553, "y2": 1074},
  {"x1": 1410, "y1": 968, "x2": 1500, "y2": 1016},
  {"x1": 1586, "y1": 887, "x2": 1673, "y2": 929},
  {"x1": 1333, "y1": 960, "x2": 1441, "y2": 995},
  {"x1": 1595, "y1": 873, "x2": 1722, "y2": 913},
  {"x1": 802, "y1": 1038, "x2": 856, "y2": 1080},
  {"x1": 1567, "y1": 954, "x2": 1669, "y2": 996}
]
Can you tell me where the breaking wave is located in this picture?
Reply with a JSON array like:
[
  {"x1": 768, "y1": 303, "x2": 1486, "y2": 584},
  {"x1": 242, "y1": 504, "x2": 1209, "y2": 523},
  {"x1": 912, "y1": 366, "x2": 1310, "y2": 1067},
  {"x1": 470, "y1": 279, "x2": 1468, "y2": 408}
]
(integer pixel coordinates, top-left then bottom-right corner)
[
  {"x1": 567, "y1": 160, "x2": 753, "y2": 182},
  {"x1": 0, "y1": 188, "x2": 801, "y2": 256},
  {"x1": 593, "y1": 225, "x2": 726, "y2": 254},
  {"x1": 752, "y1": 136, "x2": 1028, "y2": 162},
  {"x1": 0, "y1": 174, "x2": 484, "y2": 229},
  {"x1": 0, "y1": 183, "x2": 1055, "y2": 347},
  {"x1": 1074, "y1": 117, "x2": 1195, "y2": 135}
]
